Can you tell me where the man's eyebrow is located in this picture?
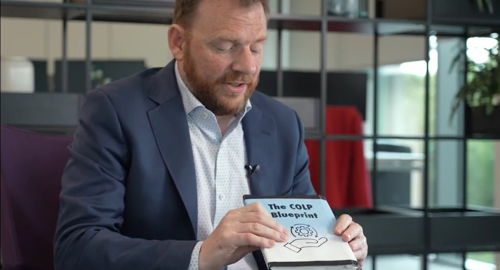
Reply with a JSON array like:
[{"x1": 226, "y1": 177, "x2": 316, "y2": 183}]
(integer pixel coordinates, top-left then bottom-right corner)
[
  {"x1": 212, "y1": 36, "x2": 239, "y2": 43},
  {"x1": 256, "y1": 36, "x2": 268, "y2": 42},
  {"x1": 211, "y1": 35, "x2": 268, "y2": 43}
]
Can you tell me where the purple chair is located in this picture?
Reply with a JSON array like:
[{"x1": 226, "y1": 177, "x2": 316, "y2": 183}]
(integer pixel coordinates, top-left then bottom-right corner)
[{"x1": 1, "y1": 125, "x2": 73, "y2": 270}]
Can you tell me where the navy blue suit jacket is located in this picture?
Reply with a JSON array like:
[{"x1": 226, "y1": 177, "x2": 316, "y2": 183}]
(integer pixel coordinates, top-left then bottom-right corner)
[{"x1": 54, "y1": 60, "x2": 316, "y2": 270}]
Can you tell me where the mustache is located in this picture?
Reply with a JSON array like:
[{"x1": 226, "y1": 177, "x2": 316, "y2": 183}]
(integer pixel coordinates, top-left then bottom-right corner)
[{"x1": 219, "y1": 72, "x2": 256, "y2": 84}]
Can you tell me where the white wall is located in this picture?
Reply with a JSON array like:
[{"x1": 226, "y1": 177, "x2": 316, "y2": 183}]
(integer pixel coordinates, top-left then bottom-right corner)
[
  {"x1": 0, "y1": 0, "x2": 283, "y2": 76},
  {"x1": 1, "y1": 0, "x2": 426, "y2": 89},
  {"x1": 284, "y1": 0, "x2": 426, "y2": 72},
  {"x1": 1, "y1": 18, "x2": 172, "y2": 75}
]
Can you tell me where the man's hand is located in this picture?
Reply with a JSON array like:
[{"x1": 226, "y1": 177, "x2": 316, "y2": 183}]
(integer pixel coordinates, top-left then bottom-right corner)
[
  {"x1": 198, "y1": 203, "x2": 288, "y2": 270},
  {"x1": 334, "y1": 214, "x2": 368, "y2": 268}
]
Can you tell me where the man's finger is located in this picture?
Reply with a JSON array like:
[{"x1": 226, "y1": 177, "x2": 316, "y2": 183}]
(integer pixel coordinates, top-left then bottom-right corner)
[
  {"x1": 240, "y1": 202, "x2": 270, "y2": 215},
  {"x1": 234, "y1": 232, "x2": 275, "y2": 248},
  {"x1": 355, "y1": 257, "x2": 365, "y2": 269},
  {"x1": 239, "y1": 211, "x2": 288, "y2": 234},
  {"x1": 353, "y1": 249, "x2": 365, "y2": 262},
  {"x1": 334, "y1": 214, "x2": 353, "y2": 236},
  {"x1": 348, "y1": 236, "x2": 366, "y2": 252},
  {"x1": 236, "y1": 222, "x2": 288, "y2": 242},
  {"x1": 341, "y1": 222, "x2": 363, "y2": 242}
]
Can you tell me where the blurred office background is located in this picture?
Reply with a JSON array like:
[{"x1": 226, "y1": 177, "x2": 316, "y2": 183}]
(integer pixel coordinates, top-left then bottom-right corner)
[{"x1": 1, "y1": 0, "x2": 499, "y2": 269}]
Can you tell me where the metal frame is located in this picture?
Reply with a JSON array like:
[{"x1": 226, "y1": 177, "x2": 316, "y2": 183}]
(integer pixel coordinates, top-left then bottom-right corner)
[
  {"x1": 2, "y1": 1, "x2": 500, "y2": 270},
  {"x1": 421, "y1": 1, "x2": 433, "y2": 269},
  {"x1": 372, "y1": 20, "x2": 380, "y2": 208},
  {"x1": 62, "y1": 8, "x2": 68, "y2": 93},
  {"x1": 371, "y1": 19, "x2": 380, "y2": 270},
  {"x1": 460, "y1": 26, "x2": 470, "y2": 270},
  {"x1": 59, "y1": 0, "x2": 92, "y2": 93},
  {"x1": 320, "y1": 0, "x2": 328, "y2": 197},
  {"x1": 85, "y1": 0, "x2": 92, "y2": 93},
  {"x1": 276, "y1": 0, "x2": 283, "y2": 98}
]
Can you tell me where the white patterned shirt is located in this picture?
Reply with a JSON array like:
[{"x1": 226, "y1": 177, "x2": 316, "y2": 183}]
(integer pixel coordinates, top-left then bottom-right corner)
[{"x1": 175, "y1": 63, "x2": 258, "y2": 270}]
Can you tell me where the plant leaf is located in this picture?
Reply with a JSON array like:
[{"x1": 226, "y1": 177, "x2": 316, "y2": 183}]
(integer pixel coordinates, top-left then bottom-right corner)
[
  {"x1": 449, "y1": 35, "x2": 499, "y2": 123},
  {"x1": 448, "y1": 48, "x2": 465, "y2": 74},
  {"x1": 486, "y1": 0, "x2": 494, "y2": 13},
  {"x1": 477, "y1": 0, "x2": 484, "y2": 12}
]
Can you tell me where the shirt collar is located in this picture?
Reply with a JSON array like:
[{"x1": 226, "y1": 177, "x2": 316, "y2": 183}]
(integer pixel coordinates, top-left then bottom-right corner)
[{"x1": 174, "y1": 61, "x2": 252, "y2": 118}]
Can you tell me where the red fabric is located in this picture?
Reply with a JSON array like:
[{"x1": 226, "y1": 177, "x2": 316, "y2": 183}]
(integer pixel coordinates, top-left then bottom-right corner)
[{"x1": 305, "y1": 106, "x2": 373, "y2": 209}]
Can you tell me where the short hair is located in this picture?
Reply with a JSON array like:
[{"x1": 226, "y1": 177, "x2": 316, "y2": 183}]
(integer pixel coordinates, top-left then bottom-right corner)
[{"x1": 173, "y1": 0, "x2": 270, "y2": 27}]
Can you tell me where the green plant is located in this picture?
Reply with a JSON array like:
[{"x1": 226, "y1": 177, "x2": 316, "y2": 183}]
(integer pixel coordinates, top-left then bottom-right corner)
[
  {"x1": 91, "y1": 66, "x2": 112, "y2": 88},
  {"x1": 476, "y1": 0, "x2": 494, "y2": 14},
  {"x1": 449, "y1": 36, "x2": 500, "y2": 123}
]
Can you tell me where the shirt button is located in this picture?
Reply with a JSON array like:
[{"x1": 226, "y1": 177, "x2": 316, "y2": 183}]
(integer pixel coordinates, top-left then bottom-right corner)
[
  {"x1": 219, "y1": 194, "x2": 225, "y2": 201},
  {"x1": 202, "y1": 113, "x2": 208, "y2": 119}
]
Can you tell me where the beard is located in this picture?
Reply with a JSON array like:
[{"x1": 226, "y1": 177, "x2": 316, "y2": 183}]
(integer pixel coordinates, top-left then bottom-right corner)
[{"x1": 183, "y1": 43, "x2": 258, "y2": 116}]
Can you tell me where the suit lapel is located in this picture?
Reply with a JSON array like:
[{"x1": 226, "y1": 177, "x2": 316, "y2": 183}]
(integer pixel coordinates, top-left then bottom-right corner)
[
  {"x1": 147, "y1": 61, "x2": 198, "y2": 235},
  {"x1": 242, "y1": 99, "x2": 275, "y2": 196}
]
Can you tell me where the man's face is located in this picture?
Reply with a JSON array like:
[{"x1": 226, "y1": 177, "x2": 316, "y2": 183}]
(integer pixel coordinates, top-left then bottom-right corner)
[{"x1": 179, "y1": 0, "x2": 267, "y2": 116}]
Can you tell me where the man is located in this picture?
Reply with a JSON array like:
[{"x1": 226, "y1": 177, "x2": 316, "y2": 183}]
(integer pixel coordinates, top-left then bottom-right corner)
[{"x1": 54, "y1": 0, "x2": 368, "y2": 269}]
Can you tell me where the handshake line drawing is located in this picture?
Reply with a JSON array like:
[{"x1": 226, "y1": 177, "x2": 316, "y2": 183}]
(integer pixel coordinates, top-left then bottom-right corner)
[{"x1": 284, "y1": 237, "x2": 328, "y2": 253}]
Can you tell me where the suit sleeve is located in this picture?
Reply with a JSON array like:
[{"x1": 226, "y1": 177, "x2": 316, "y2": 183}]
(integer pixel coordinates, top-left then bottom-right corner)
[
  {"x1": 54, "y1": 89, "x2": 198, "y2": 270},
  {"x1": 290, "y1": 111, "x2": 316, "y2": 196}
]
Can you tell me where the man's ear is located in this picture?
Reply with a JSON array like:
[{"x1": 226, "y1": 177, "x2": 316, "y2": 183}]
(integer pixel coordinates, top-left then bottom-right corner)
[{"x1": 168, "y1": 24, "x2": 186, "y2": 61}]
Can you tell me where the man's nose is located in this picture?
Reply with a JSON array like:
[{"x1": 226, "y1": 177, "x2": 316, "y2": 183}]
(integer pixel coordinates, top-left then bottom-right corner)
[{"x1": 232, "y1": 47, "x2": 257, "y2": 75}]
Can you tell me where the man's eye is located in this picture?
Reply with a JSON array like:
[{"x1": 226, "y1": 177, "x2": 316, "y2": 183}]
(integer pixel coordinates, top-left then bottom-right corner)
[
  {"x1": 215, "y1": 43, "x2": 233, "y2": 52},
  {"x1": 251, "y1": 45, "x2": 263, "y2": 54}
]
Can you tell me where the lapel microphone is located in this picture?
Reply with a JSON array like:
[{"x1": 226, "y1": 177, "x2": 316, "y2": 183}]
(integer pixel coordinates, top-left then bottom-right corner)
[{"x1": 245, "y1": 164, "x2": 260, "y2": 177}]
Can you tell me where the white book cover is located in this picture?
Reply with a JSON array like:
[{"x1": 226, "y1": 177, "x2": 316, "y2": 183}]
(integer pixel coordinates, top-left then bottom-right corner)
[{"x1": 243, "y1": 195, "x2": 358, "y2": 270}]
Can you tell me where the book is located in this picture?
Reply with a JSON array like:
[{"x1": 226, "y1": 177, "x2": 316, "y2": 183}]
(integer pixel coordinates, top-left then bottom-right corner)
[{"x1": 243, "y1": 195, "x2": 359, "y2": 270}]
